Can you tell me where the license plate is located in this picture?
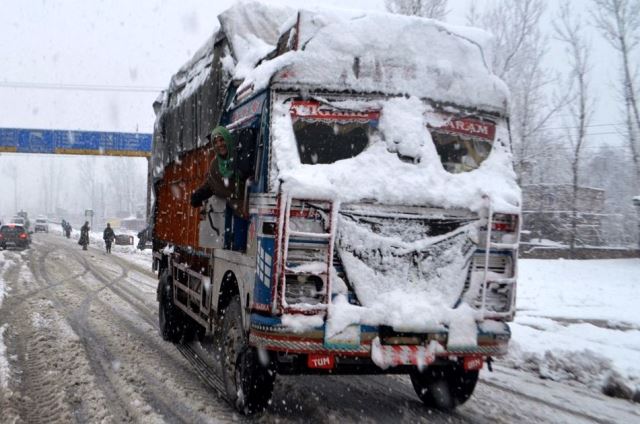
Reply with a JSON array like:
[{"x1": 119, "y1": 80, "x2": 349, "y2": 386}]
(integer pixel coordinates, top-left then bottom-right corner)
[
  {"x1": 463, "y1": 356, "x2": 484, "y2": 371},
  {"x1": 307, "y1": 354, "x2": 334, "y2": 369}
]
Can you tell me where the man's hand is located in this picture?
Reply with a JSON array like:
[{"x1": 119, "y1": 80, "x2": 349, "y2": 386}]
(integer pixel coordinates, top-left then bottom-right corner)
[
  {"x1": 190, "y1": 185, "x2": 214, "y2": 208},
  {"x1": 190, "y1": 191, "x2": 203, "y2": 208}
]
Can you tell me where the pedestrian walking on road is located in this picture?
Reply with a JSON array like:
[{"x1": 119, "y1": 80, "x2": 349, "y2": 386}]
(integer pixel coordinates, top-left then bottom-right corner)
[
  {"x1": 79, "y1": 221, "x2": 90, "y2": 250},
  {"x1": 103, "y1": 223, "x2": 115, "y2": 254}
]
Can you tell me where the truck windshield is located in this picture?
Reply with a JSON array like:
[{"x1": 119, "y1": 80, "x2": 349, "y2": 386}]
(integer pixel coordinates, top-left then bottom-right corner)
[
  {"x1": 428, "y1": 117, "x2": 496, "y2": 174},
  {"x1": 290, "y1": 100, "x2": 378, "y2": 165}
]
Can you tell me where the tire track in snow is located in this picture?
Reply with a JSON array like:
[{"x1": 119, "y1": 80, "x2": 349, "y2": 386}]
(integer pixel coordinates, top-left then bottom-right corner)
[
  {"x1": 1, "y1": 247, "x2": 116, "y2": 423},
  {"x1": 45, "y1": 236, "x2": 237, "y2": 422}
]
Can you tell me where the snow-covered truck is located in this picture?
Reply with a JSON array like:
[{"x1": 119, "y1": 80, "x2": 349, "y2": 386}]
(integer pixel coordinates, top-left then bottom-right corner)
[{"x1": 151, "y1": 2, "x2": 521, "y2": 415}]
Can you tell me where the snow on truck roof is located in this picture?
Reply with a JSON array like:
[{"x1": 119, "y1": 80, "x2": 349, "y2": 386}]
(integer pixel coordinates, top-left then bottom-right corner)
[
  {"x1": 154, "y1": 1, "x2": 519, "y2": 214},
  {"x1": 161, "y1": 1, "x2": 508, "y2": 114}
]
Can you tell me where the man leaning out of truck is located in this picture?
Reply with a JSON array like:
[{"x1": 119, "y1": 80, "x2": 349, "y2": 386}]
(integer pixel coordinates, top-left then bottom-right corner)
[{"x1": 190, "y1": 126, "x2": 247, "y2": 218}]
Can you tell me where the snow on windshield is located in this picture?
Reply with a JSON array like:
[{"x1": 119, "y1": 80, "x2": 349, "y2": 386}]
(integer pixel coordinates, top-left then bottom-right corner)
[{"x1": 272, "y1": 95, "x2": 520, "y2": 214}]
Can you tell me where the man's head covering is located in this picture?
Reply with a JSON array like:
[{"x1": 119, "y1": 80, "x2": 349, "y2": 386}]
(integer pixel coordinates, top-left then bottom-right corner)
[
  {"x1": 206, "y1": 126, "x2": 233, "y2": 145},
  {"x1": 207, "y1": 126, "x2": 235, "y2": 178}
]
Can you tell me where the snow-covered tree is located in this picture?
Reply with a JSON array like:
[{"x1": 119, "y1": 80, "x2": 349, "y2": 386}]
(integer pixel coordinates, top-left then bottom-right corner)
[
  {"x1": 591, "y1": 0, "x2": 640, "y2": 186},
  {"x1": 554, "y1": 1, "x2": 595, "y2": 250},
  {"x1": 1, "y1": 162, "x2": 19, "y2": 213},
  {"x1": 385, "y1": 0, "x2": 449, "y2": 20},
  {"x1": 583, "y1": 147, "x2": 639, "y2": 246},
  {"x1": 467, "y1": 0, "x2": 566, "y2": 186},
  {"x1": 78, "y1": 157, "x2": 98, "y2": 219}
]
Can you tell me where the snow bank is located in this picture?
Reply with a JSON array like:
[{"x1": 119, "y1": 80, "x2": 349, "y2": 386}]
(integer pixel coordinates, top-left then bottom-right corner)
[
  {"x1": 511, "y1": 258, "x2": 640, "y2": 400},
  {"x1": 0, "y1": 324, "x2": 9, "y2": 390},
  {"x1": 517, "y1": 259, "x2": 640, "y2": 325},
  {"x1": 0, "y1": 251, "x2": 14, "y2": 309}
]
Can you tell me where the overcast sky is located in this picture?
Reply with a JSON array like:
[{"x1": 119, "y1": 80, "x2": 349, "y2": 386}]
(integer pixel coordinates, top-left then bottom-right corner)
[
  {"x1": 0, "y1": 0, "x2": 387, "y2": 132},
  {"x1": 0, "y1": 0, "x2": 633, "y2": 219}
]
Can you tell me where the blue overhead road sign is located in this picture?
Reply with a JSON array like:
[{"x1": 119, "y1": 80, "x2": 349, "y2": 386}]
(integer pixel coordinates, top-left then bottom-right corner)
[{"x1": 0, "y1": 128, "x2": 152, "y2": 157}]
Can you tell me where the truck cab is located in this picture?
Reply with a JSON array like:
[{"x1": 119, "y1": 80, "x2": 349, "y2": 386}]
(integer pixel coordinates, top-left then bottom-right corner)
[{"x1": 151, "y1": 2, "x2": 520, "y2": 415}]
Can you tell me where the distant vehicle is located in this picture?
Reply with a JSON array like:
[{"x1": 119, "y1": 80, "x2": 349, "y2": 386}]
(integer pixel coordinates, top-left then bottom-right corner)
[
  {"x1": 114, "y1": 217, "x2": 146, "y2": 246},
  {"x1": 0, "y1": 224, "x2": 31, "y2": 250},
  {"x1": 11, "y1": 217, "x2": 26, "y2": 226},
  {"x1": 16, "y1": 210, "x2": 30, "y2": 231},
  {"x1": 119, "y1": 217, "x2": 147, "y2": 233},
  {"x1": 34, "y1": 217, "x2": 49, "y2": 233},
  {"x1": 114, "y1": 233, "x2": 134, "y2": 246}
]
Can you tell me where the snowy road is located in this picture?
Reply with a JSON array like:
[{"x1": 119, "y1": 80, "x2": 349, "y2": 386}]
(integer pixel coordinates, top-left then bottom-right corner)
[{"x1": 0, "y1": 235, "x2": 638, "y2": 423}]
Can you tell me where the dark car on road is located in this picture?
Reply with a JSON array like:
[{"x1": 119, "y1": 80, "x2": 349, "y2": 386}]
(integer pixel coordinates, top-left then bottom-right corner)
[{"x1": 0, "y1": 224, "x2": 31, "y2": 250}]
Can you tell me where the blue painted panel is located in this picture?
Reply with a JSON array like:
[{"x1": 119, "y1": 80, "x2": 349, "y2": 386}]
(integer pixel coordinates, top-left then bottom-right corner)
[
  {"x1": 0, "y1": 127, "x2": 152, "y2": 156},
  {"x1": 253, "y1": 236, "x2": 275, "y2": 305}
]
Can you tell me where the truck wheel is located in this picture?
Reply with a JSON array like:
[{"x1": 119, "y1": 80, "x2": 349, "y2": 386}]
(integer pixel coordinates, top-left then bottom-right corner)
[
  {"x1": 410, "y1": 363, "x2": 479, "y2": 411},
  {"x1": 158, "y1": 270, "x2": 183, "y2": 343},
  {"x1": 221, "y1": 295, "x2": 275, "y2": 415}
]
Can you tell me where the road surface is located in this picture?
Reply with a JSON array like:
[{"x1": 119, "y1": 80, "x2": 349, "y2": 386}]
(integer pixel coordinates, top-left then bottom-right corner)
[{"x1": 0, "y1": 234, "x2": 638, "y2": 423}]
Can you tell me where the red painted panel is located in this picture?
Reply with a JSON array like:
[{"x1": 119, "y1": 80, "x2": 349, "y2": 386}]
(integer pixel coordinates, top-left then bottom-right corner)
[{"x1": 155, "y1": 145, "x2": 215, "y2": 248}]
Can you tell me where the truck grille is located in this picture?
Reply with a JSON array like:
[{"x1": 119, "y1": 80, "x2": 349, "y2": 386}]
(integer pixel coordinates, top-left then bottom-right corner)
[{"x1": 335, "y1": 206, "x2": 478, "y2": 308}]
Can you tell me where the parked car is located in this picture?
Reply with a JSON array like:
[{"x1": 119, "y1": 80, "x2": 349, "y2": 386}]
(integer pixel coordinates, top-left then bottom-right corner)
[
  {"x1": 114, "y1": 217, "x2": 146, "y2": 246},
  {"x1": 0, "y1": 224, "x2": 31, "y2": 250},
  {"x1": 114, "y1": 233, "x2": 134, "y2": 246},
  {"x1": 34, "y1": 217, "x2": 49, "y2": 233}
]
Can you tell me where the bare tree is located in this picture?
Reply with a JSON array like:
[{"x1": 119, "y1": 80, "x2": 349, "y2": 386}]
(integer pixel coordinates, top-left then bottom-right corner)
[
  {"x1": 591, "y1": 0, "x2": 640, "y2": 184},
  {"x1": 583, "y1": 146, "x2": 639, "y2": 246},
  {"x1": 1, "y1": 161, "x2": 19, "y2": 213},
  {"x1": 554, "y1": 1, "x2": 594, "y2": 251},
  {"x1": 78, "y1": 157, "x2": 98, "y2": 216},
  {"x1": 467, "y1": 0, "x2": 567, "y2": 185},
  {"x1": 385, "y1": 0, "x2": 449, "y2": 20},
  {"x1": 41, "y1": 158, "x2": 64, "y2": 215}
]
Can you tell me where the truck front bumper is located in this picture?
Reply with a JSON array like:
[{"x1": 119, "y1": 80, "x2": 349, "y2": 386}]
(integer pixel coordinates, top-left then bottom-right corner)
[{"x1": 249, "y1": 313, "x2": 510, "y2": 372}]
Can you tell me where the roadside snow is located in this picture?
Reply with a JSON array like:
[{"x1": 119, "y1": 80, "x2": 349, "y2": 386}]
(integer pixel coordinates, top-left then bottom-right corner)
[
  {"x1": 509, "y1": 258, "x2": 640, "y2": 398},
  {"x1": 0, "y1": 251, "x2": 10, "y2": 309},
  {"x1": 113, "y1": 248, "x2": 153, "y2": 271},
  {"x1": 0, "y1": 325, "x2": 9, "y2": 389}
]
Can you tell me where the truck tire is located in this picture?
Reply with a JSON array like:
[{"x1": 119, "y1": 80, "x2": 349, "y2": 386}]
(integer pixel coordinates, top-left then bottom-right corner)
[
  {"x1": 158, "y1": 270, "x2": 183, "y2": 343},
  {"x1": 410, "y1": 362, "x2": 479, "y2": 411},
  {"x1": 221, "y1": 295, "x2": 275, "y2": 415}
]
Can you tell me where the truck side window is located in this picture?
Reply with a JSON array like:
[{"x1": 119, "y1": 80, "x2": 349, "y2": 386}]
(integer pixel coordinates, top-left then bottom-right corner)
[{"x1": 234, "y1": 127, "x2": 258, "y2": 179}]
